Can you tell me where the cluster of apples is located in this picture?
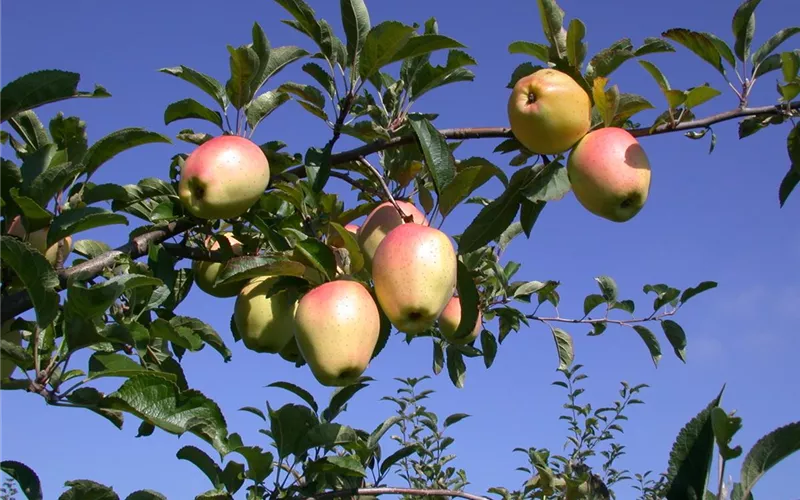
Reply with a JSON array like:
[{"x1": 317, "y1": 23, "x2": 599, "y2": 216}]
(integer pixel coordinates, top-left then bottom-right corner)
[
  {"x1": 508, "y1": 68, "x2": 652, "y2": 222},
  {"x1": 179, "y1": 136, "x2": 481, "y2": 387}
]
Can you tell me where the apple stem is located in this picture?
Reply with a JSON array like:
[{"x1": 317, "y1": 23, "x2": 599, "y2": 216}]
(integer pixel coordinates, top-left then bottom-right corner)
[{"x1": 355, "y1": 156, "x2": 410, "y2": 222}]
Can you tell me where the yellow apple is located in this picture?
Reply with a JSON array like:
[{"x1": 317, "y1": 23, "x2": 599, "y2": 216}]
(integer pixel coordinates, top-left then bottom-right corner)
[
  {"x1": 438, "y1": 296, "x2": 482, "y2": 344},
  {"x1": 192, "y1": 233, "x2": 244, "y2": 297},
  {"x1": 507, "y1": 68, "x2": 592, "y2": 155},
  {"x1": 233, "y1": 276, "x2": 299, "y2": 353},
  {"x1": 294, "y1": 280, "x2": 381, "y2": 387},
  {"x1": 178, "y1": 135, "x2": 270, "y2": 220},
  {"x1": 567, "y1": 127, "x2": 652, "y2": 222},
  {"x1": 371, "y1": 223, "x2": 457, "y2": 335}
]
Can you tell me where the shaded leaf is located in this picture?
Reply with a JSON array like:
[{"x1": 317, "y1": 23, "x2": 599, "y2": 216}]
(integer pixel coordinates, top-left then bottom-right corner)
[
  {"x1": 409, "y1": 114, "x2": 456, "y2": 195},
  {"x1": 752, "y1": 27, "x2": 800, "y2": 66},
  {"x1": 739, "y1": 421, "x2": 800, "y2": 499},
  {"x1": 446, "y1": 345, "x2": 466, "y2": 388},
  {"x1": 159, "y1": 66, "x2": 228, "y2": 110},
  {"x1": 732, "y1": 0, "x2": 762, "y2": 61},
  {"x1": 0, "y1": 236, "x2": 60, "y2": 328},
  {"x1": 680, "y1": 281, "x2": 718, "y2": 304},
  {"x1": 58, "y1": 480, "x2": 118, "y2": 500},
  {"x1": 176, "y1": 445, "x2": 222, "y2": 489},
  {"x1": 481, "y1": 330, "x2": 497, "y2": 368},
  {"x1": 266, "y1": 381, "x2": 319, "y2": 412},
  {"x1": 633, "y1": 325, "x2": 662, "y2": 368},
  {"x1": 225, "y1": 45, "x2": 259, "y2": 109},
  {"x1": 82, "y1": 128, "x2": 171, "y2": 178},
  {"x1": 661, "y1": 320, "x2": 687, "y2": 362},
  {"x1": 662, "y1": 28, "x2": 725, "y2": 74},
  {"x1": 508, "y1": 41, "x2": 550, "y2": 63},
  {"x1": 550, "y1": 327, "x2": 574, "y2": 371},
  {"x1": 1, "y1": 70, "x2": 109, "y2": 123},
  {"x1": 0, "y1": 460, "x2": 43, "y2": 500},
  {"x1": 163, "y1": 98, "x2": 223, "y2": 129},
  {"x1": 245, "y1": 91, "x2": 291, "y2": 130}
]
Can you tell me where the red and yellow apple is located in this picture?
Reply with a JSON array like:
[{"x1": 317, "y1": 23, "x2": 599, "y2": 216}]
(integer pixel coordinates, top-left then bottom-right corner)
[
  {"x1": 567, "y1": 127, "x2": 652, "y2": 223},
  {"x1": 371, "y1": 223, "x2": 457, "y2": 335},
  {"x1": 294, "y1": 280, "x2": 381, "y2": 387},
  {"x1": 357, "y1": 200, "x2": 428, "y2": 268},
  {"x1": 507, "y1": 68, "x2": 592, "y2": 155},
  {"x1": 178, "y1": 135, "x2": 270, "y2": 220},
  {"x1": 438, "y1": 296, "x2": 482, "y2": 344}
]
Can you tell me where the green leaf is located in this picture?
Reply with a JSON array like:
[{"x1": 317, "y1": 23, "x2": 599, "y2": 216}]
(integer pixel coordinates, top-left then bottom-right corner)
[
  {"x1": 58, "y1": 480, "x2": 118, "y2": 500},
  {"x1": 159, "y1": 66, "x2": 228, "y2": 110},
  {"x1": 408, "y1": 114, "x2": 456, "y2": 195},
  {"x1": 711, "y1": 407, "x2": 743, "y2": 460},
  {"x1": 67, "y1": 274, "x2": 162, "y2": 318},
  {"x1": 47, "y1": 207, "x2": 128, "y2": 247},
  {"x1": 27, "y1": 161, "x2": 83, "y2": 208},
  {"x1": 536, "y1": 0, "x2": 567, "y2": 59},
  {"x1": 779, "y1": 164, "x2": 799, "y2": 207},
  {"x1": 150, "y1": 318, "x2": 203, "y2": 352},
  {"x1": 432, "y1": 339, "x2": 445, "y2": 375},
  {"x1": 267, "y1": 381, "x2": 319, "y2": 412},
  {"x1": 275, "y1": 0, "x2": 321, "y2": 45},
  {"x1": 444, "y1": 413, "x2": 470, "y2": 428},
  {"x1": 450, "y1": 260, "x2": 481, "y2": 343},
  {"x1": 322, "y1": 382, "x2": 370, "y2": 422},
  {"x1": 739, "y1": 421, "x2": 800, "y2": 499},
  {"x1": 260, "y1": 46, "x2": 309, "y2": 84},
  {"x1": 82, "y1": 128, "x2": 171, "y2": 178},
  {"x1": 328, "y1": 222, "x2": 365, "y2": 273},
  {"x1": 309, "y1": 455, "x2": 366, "y2": 477},
  {"x1": 103, "y1": 373, "x2": 231, "y2": 455},
  {"x1": 294, "y1": 238, "x2": 337, "y2": 281},
  {"x1": 277, "y1": 82, "x2": 326, "y2": 108},
  {"x1": 87, "y1": 352, "x2": 146, "y2": 381},
  {"x1": 220, "y1": 461, "x2": 245, "y2": 495},
  {"x1": 226, "y1": 45, "x2": 259, "y2": 110},
  {"x1": 566, "y1": 20, "x2": 588, "y2": 68},
  {"x1": 595, "y1": 276, "x2": 618, "y2": 302},
  {"x1": 19, "y1": 144, "x2": 57, "y2": 189},
  {"x1": 782, "y1": 50, "x2": 800, "y2": 82},
  {"x1": 661, "y1": 320, "x2": 687, "y2": 362},
  {"x1": 550, "y1": 327, "x2": 574, "y2": 371},
  {"x1": 125, "y1": 491, "x2": 167, "y2": 500},
  {"x1": 583, "y1": 294, "x2": 605, "y2": 316},
  {"x1": 367, "y1": 416, "x2": 402, "y2": 449},
  {"x1": 340, "y1": 0, "x2": 370, "y2": 72},
  {"x1": 301, "y1": 63, "x2": 336, "y2": 98},
  {"x1": 446, "y1": 345, "x2": 466, "y2": 388},
  {"x1": 359, "y1": 21, "x2": 416, "y2": 79},
  {"x1": 508, "y1": 41, "x2": 550, "y2": 63},
  {"x1": 163, "y1": 98, "x2": 223, "y2": 129},
  {"x1": 306, "y1": 423, "x2": 358, "y2": 448},
  {"x1": 732, "y1": 0, "x2": 761, "y2": 62},
  {"x1": 216, "y1": 255, "x2": 306, "y2": 286},
  {"x1": 638, "y1": 60, "x2": 669, "y2": 93},
  {"x1": 234, "y1": 446, "x2": 274, "y2": 483},
  {"x1": 438, "y1": 157, "x2": 505, "y2": 217},
  {"x1": 634, "y1": 37, "x2": 676, "y2": 57},
  {"x1": 521, "y1": 161, "x2": 571, "y2": 204},
  {"x1": 665, "y1": 387, "x2": 725, "y2": 500},
  {"x1": 176, "y1": 445, "x2": 222, "y2": 489},
  {"x1": 633, "y1": 325, "x2": 662, "y2": 368},
  {"x1": 0, "y1": 236, "x2": 60, "y2": 328},
  {"x1": 0, "y1": 70, "x2": 109, "y2": 123},
  {"x1": 752, "y1": 27, "x2": 800, "y2": 66},
  {"x1": 684, "y1": 85, "x2": 722, "y2": 109},
  {"x1": 250, "y1": 22, "x2": 272, "y2": 95},
  {"x1": 387, "y1": 34, "x2": 465, "y2": 65},
  {"x1": 9, "y1": 190, "x2": 52, "y2": 231},
  {"x1": 789, "y1": 123, "x2": 800, "y2": 165},
  {"x1": 507, "y1": 62, "x2": 544, "y2": 89},
  {"x1": 458, "y1": 169, "x2": 531, "y2": 253},
  {"x1": 612, "y1": 299, "x2": 635, "y2": 314},
  {"x1": 268, "y1": 403, "x2": 318, "y2": 458},
  {"x1": 662, "y1": 28, "x2": 726, "y2": 74},
  {"x1": 379, "y1": 445, "x2": 417, "y2": 476},
  {"x1": 680, "y1": 281, "x2": 718, "y2": 304},
  {"x1": 481, "y1": 330, "x2": 498, "y2": 368},
  {"x1": 9, "y1": 111, "x2": 50, "y2": 155},
  {"x1": 170, "y1": 316, "x2": 232, "y2": 362},
  {"x1": 244, "y1": 91, "x2": 291, "y2": 130},
  {"x1": 587, "y1": 39, "x2": 636, "y2": 79},
  {"x1": 1, "y1": 460, "x2": 43, "y2": 500}
]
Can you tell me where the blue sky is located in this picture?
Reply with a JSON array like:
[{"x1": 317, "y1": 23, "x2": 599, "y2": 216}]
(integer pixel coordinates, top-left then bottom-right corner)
[{"x1": 2, "y1": 0, "x2": 799, "y2": 498}]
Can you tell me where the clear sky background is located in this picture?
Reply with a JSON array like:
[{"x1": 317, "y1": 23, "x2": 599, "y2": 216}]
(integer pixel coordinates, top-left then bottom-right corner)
[{"x1": 1, "y1": 0, "x2": 799, "y2": 498}]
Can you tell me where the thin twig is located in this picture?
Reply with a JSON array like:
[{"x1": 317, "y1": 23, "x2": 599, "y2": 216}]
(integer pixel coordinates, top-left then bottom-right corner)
[
  {"x1": 298, "y1": 487, "x2": 489, "y2": 500},
  {"x1": 356, "y1": 157, "x2": 411, "y2": 221},
  {"x1": 528, "y1": 309, "x2": 677, "y2": 326}
]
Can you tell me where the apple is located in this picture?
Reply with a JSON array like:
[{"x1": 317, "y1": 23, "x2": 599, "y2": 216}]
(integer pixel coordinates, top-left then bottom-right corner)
[
  {"x1": 357, "y1": 200, "x2": 428, "y2": 268},
  {"x1": 438, "y1": 296, "x2": 482, "y2": 344},
  {"x1": 1, "y1": 319, "x2": 22, "y2": 382},
  {"x1": 278, "y1": 336, "x2": 304, "y2": 365},
  {"x1": 371, "y1": 223, "x2": 457, "y2": 335},
  {"x1": 178, "y1": 135, "x2": 270, "y2": 220},
  {"x1": 233, "y1": 276, "x2": 299, "y2": 353},
  {"x1": 328, "y1": 223, "x2": 360, "y2": 248},
  {"x1": 294, "y1": 280, "x2": 380, "y2": 387},
  {"x1": 507, "y1": 68, "x2": 592, "y2": 155},
  {"x1": 192, "y1": 233, "x2": 244, "y2": 298},
  {"x1": 567, "y1": 127, "x2": 652, "y2": 222},
  {"x1": 7, "y1": 216, "x2": 72, "y2": 265}
]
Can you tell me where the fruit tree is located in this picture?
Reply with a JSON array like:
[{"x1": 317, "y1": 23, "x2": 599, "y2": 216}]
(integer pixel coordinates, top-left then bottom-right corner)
[{"x1": 1, "y1": 0, "x2": 799, "y2": 499}]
